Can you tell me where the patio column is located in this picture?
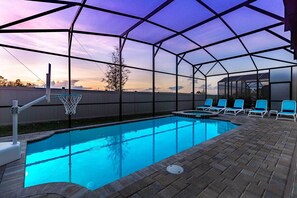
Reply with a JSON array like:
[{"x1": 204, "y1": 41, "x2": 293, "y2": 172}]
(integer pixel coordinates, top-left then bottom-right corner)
[
  {"x1": 256, "y1": 70, "x2": 259, "y2": 99},
  {"x1": 176, "y1": 56, "x2": 178, "y2": 111},
  {"x1": 152, "y1": 46, "x2": 156, "y2": 116},
  {"x1": 192, "y1": 66, "x2": 195, "y2": 110},
  {"x1": 68, "y1": 31, "x2": 72, "y2": 128},
  {"x1": 227, "y1": 74, "x2": 230, "y2": 99},
  {"x1": 119, "y1": 38, "x2": 123, "y2": 121},
  {"x1": 205, "y1": 77, "x2": 207, "y2": 99}
]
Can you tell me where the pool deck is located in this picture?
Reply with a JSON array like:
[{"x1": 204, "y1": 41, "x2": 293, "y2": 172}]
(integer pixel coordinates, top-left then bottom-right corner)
[{"x1": 0, "y1": 114, "x2": 297, "y2": 198}]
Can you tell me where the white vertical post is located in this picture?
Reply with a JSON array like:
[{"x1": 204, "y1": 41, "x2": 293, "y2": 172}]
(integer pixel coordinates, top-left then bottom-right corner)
[
  {"x1": 12, "y1": 100, "x2": 19, "y2": 145},
  {"x1": 46, "y1": 63, "x2": 51, "y2": 102}
]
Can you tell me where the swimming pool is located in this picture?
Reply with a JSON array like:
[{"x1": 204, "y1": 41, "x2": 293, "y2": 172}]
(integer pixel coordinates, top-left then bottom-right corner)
[{"x1": 24, "y1": 116, "x2": 238, "y2": 190}]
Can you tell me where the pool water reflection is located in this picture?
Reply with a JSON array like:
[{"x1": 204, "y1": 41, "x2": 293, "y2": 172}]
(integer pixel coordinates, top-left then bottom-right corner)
[{"x1": 25, "y1": 116, "x2": 238, "y2": 190}]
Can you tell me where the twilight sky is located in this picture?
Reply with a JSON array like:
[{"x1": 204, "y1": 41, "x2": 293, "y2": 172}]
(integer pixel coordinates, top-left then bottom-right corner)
[{"x1": 0, "y1": 0, "x2": 294, "y2": 94}]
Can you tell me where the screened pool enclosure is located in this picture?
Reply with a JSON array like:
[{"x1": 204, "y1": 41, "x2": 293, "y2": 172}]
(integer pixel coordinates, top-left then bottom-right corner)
[{"x1": 0, "y1": 0, "x2": 296, "y2": 125}]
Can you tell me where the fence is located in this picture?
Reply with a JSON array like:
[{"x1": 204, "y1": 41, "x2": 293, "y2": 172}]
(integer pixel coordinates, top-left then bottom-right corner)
[{"x1": 0, "y1": 87, "x2": 207, "y2": 125}]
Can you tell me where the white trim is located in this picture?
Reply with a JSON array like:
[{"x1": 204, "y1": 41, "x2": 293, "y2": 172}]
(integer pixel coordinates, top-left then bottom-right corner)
[
  {"x1": 248, "y1": 110, "x2": 268, "y2": 118},
  {"x1": 276, "y1": 113, "x2": 297, "y2": 122},
  {"x1": 209, "y1": 107, "x2": 226, "y2": 114},
  {"x1": 224, "y1": 108, "x2": 244, "y2": 116}
]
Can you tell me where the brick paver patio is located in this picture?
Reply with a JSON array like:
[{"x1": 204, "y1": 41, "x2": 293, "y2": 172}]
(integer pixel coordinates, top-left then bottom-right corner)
[{"x1": 0, "y1": 115, "x2": 296, "y2": 198}]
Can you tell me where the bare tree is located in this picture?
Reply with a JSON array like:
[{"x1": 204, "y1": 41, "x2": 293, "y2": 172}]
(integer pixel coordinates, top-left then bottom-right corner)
[{"x1": 102, "y1": 47, "x2": 130, "y2": 91}]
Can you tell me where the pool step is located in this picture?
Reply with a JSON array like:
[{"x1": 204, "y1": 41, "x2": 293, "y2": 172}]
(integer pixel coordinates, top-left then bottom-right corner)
[
  {"x1": 172, "y1": 112, "x2": 198, "y2": 118},
  {"x1": 172, "y1": 110, "x2": 218, "y2": 118}
]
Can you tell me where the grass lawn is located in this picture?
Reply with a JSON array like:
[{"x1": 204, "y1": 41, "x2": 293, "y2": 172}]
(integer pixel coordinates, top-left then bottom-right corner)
[{"x1": 0, "y1": 113, "x2": 169, "y2": 137}]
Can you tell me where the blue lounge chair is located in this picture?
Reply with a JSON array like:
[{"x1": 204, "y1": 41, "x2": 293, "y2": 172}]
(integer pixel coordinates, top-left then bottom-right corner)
[
  {"x1": 248, "y1": 100, "x2": 268, "y2": 118},
  {"x1": 196, "y1": 98, "x2": 213, "y2": 111},
  {"x1": 224, "y1": 99, "x2": 244, "y2": 116},
  {"x1": 209, "y1": 99, "x2": 227, "y2": 113},
  {"x1": 276, "y1": 100, "x2": 296, "y2": 122}
]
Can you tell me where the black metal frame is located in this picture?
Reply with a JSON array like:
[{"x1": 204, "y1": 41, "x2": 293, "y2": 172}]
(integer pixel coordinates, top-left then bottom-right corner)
[
  {"x1": 269, "y1": 67, "x2": 293, "y2": 110},
  {"x1": 0, "y1": 0, "x2": 296, "y2": 124}
]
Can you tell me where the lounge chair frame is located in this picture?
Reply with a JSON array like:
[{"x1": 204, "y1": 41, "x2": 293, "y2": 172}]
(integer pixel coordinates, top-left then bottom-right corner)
[
  {"x1": 209, "y1": 99, "x2": 227, "y2": 114},
  {"x1": 248, "y1": 100, "x2": 268, "y2": 118},
  {"x1": 276, "y1": 100, "x2": 297, "y2": 122},
  {"x1": 196, "y1": 98, "x2": 213, "y2": 111},
  {"x1": 224, "y1": 99, "x2": 244, "y2": 116},
  {"x1": 276, "y1": 112, "x2": 297, "y2": 122}
]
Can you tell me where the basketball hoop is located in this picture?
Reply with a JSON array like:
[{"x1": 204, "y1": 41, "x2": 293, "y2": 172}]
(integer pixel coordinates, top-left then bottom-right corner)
[{"x1": 58, "y1": 94, "x2": 82, "y2": 115}]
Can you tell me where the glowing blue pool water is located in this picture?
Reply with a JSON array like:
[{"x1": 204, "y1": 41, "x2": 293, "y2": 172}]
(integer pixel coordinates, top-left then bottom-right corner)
[{"x1": 25, "y1": 116, "x2": 238, "y2": 190}]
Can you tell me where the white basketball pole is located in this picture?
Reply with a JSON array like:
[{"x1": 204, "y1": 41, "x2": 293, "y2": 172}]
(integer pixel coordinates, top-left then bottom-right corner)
[
  {"x1": 11, "y1": 63, "x2": 51, "y2": 145},
  {"x1": 18, "y1": 95, "x2": 47, "y2": 113},
  {"x1": 12, "y1": 100, "x2": 18, "y2": 145},
  {"x1": 46, "y1": 63, "x2": 51, "y2": 102}
]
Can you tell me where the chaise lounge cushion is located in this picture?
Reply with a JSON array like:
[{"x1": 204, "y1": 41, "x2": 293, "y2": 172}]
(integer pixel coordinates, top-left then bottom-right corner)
[
  {"x1": 283, "y1": 109, "x2": 295, "y2": 113},
  {"x1": 254, "y1": 108, "x2": 265, "y2": 111}
]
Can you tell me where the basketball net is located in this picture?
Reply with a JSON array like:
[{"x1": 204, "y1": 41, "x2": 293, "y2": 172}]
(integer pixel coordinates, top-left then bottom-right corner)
[{"x1": 58, "y1": 94, "x2": 82, "y2": 115}]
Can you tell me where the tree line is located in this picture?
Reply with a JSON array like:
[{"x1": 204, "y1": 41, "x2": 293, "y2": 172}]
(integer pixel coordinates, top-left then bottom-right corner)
[{"x1": 0, "y1": 76, "x2": 36, "y2": 87}]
